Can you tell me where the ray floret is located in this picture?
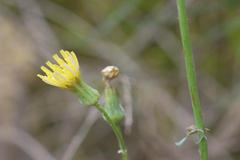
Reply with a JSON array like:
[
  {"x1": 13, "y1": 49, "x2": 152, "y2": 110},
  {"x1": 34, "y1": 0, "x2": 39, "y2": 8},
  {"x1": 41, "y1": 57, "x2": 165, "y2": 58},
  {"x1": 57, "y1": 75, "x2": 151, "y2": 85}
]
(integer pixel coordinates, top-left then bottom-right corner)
[
  {"x1": 37, "y1": 50, "x2": 81, "y2": 89},
  {"x1": 37, "y1": 50, "x2": 100, "y2": 106}
]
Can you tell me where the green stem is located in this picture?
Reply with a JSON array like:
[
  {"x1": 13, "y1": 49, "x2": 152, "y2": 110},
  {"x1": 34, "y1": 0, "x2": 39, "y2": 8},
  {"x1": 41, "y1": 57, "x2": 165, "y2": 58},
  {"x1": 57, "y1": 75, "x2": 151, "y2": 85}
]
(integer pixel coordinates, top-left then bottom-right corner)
[
  {"x1": 95, "y1": 104, "x2": 129, "y2": 160},
  {"x1": 176, "y1": 0, "x2": 208, "y2": 160}
]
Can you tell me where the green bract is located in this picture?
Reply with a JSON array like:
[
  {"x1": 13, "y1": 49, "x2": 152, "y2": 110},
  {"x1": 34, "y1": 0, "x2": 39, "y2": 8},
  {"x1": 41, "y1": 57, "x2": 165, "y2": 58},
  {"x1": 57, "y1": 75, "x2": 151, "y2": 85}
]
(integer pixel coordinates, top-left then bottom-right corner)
[
  {"x1": 73, "y1": 81, "x2": 100, "y2": 106},
  {"x1": 104, "y1": 86, "x2": 125, "y2": 123}
]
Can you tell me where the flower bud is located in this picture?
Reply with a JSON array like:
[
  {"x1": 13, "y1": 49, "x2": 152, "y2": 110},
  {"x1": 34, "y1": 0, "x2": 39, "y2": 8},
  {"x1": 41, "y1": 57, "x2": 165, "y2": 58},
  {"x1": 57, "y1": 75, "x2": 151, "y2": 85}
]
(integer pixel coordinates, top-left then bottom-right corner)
[
  {"x1": 104, "y1": 86, "x2": 125, "y2": 123},
  {"x1": 101, "y1": 66, "x2": 120, "y2": 83},
  {"x1": 72, "y1": 81, "x2": 100, "y2": 106}
]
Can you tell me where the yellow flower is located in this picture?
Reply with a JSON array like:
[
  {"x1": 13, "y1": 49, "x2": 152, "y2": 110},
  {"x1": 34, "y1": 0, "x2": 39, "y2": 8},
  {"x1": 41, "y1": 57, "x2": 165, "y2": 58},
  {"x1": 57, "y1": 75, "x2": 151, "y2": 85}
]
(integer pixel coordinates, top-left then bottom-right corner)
[
  {"x1": 37, "y1": 50, "x2": 81, "y2": 89},
  {"x1": 37, "y1": 49, "x2": 100, "y2": 106}
]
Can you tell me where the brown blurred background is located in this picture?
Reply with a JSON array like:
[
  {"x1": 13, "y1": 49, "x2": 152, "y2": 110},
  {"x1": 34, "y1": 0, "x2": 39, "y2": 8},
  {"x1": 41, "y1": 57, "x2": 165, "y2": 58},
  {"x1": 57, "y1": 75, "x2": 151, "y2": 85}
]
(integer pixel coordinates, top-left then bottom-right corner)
[{"x1": 0, "y1": 0, "x2": 240, "y2": 159}]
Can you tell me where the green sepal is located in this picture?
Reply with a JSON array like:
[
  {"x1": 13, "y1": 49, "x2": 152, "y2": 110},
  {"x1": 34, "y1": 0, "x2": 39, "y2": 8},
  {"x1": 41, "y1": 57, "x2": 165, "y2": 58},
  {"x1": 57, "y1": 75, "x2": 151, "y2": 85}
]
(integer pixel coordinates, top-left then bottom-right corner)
[
  {"x1": 72, "y1": 80, "x2": 100, "y2": 106},
  {"x1": 104, "y1": 86, "x2": 125, "y2": 123}
]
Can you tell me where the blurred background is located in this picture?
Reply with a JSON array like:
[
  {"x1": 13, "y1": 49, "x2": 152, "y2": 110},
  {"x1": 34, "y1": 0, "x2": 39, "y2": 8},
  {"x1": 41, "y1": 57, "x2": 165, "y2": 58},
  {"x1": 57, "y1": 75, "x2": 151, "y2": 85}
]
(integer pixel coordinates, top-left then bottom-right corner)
[{"x1": 0, "y1": 0, "x2": 240, "y2": 159}]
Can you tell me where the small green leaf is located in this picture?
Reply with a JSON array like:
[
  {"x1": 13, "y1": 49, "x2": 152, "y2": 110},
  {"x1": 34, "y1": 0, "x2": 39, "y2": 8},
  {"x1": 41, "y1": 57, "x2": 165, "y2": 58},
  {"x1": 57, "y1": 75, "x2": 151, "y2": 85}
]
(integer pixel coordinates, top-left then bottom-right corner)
[{"x1": 175, "y1": 136, "x2": 188, "y2": 147}]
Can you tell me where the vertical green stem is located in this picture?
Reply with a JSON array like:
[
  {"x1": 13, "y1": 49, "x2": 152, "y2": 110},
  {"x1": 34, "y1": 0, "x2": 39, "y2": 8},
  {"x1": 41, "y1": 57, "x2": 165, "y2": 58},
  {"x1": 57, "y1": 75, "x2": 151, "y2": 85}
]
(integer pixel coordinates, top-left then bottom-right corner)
[
  {"x1": 176, "y1": 0, "x2": 208, "y2": 160},
  {"x1": 95, "y1": 104, "x2": 129, "y2": 160}
]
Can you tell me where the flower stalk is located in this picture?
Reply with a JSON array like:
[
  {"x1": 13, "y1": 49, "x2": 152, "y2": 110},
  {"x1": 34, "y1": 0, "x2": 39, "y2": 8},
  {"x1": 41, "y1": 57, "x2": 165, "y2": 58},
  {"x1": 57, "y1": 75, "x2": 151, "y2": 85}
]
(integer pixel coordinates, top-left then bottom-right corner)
[
  {"x1": 100, "y1": 66, "x2": 129, "y2": 160},
  {"x1": 176, "y1": 0, "x2": 208, "y2": 159},
  {"x1": 95, "y1": 103, "x2": 129, "y2": 160}
]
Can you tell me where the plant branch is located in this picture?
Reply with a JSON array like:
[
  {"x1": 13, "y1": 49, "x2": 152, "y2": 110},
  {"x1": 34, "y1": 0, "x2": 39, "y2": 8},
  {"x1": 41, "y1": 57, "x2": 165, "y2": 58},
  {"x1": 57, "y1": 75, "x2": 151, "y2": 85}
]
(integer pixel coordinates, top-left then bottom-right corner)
[{"x1": 176, "y1": 0, "x2": 208, "y2": 159}]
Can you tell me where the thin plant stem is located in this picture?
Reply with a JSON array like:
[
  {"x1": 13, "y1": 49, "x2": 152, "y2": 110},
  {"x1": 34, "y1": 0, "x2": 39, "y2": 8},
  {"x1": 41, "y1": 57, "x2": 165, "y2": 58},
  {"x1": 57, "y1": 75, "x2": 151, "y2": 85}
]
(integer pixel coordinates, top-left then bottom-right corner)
[
  {"x1": 176, "y1": 0, "x2": 208, "y2": 160},
  {"x1": 95, "y1": 103, "x2": 129, "y2": 160}
]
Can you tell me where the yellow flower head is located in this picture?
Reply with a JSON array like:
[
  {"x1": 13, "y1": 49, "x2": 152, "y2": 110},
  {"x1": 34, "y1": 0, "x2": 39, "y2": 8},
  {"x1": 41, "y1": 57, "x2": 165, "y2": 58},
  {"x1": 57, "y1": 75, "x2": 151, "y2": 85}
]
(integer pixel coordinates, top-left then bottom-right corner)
[{"x1": 37, "y1": 50, "x2": 81, "y2": 89}]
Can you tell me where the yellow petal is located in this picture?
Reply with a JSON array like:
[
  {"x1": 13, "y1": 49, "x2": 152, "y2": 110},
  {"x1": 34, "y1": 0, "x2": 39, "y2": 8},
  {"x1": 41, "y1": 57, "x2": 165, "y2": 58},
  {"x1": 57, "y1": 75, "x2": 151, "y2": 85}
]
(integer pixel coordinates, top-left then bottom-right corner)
[
  {"x1": 53, "y1": 54, "x2": 66, "y2": 67},
  {"x1": 70, "y1": 51, "x2": 79, "y2": 67},
  {"x1": 38, "y1": 74, "x2": 61, "y2": 87},
  {"x1": 41, "y1": 66, "x2": 52, "y2": 76},
  {"x1": 52, "y1": 73, "x2": 68, "y2": 86},
  {"x1": 60, "y1": 50, "x2": 78, "y2": 75},
  {"x1": 37, "y1": 74, "x2": 45, "y2": 79}
]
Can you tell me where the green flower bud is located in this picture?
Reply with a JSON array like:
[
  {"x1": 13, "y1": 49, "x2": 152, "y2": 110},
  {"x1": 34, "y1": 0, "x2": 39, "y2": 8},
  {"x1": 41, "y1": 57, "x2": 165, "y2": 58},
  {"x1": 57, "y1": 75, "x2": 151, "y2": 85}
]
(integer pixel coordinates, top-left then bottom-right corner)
[
  {"x1": 104, "y1": 86, "x2": 125, "y2": 123},
  {"x1": 72, "y1": 80, "x2": 100, "y2": 106}
]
